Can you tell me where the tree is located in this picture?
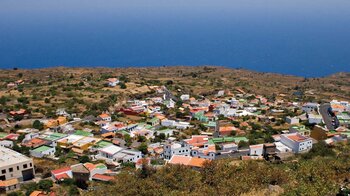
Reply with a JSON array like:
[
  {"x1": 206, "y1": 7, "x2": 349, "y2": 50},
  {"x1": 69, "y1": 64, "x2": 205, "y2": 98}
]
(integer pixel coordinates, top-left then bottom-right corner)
[
  {"x1": 44, "y1": 98, "x2": 50, "y2": 103},
  {"x1": 124, "y1": 134, "x2": 132, "y2": 147},
  {"x1": 230, "y1": 130, "x2": 237, "y2": 136},
  {"x1": 78, "y1": 155, "x2": 90, "y2": 163},
  {"x1": 14, "y1": 114, "x2": 24, "y2": 121},
  {"x1": 137, "y1": 135, "x2": 147, "y2": 142},
  {"x1": 17, "y1": 134, "x2": 25, "y2": 143},
  {"x1": 119, "y1": 82, "x2": 127, "y2": 89},
  {"x1": 38, "y1": 179, "x2": 53, "y2": 192},
  {"x1": 138, "y1": 142, "x2": 148, "y2": 155},
  {"x1": 20, "y1": 182, "x2": 38, "y2": 196},
  {"x1": 33, "y1": 120, "x2": 44, "y2": 130},
  {"x1": 55, "y1": 145, "x2": 63, "y2": 157},
  {"x1": 238, "y1": 140, "x2": 249, "y2": 148},
  {"x1": 159, "y1": 133, "x2": 166, "y2": 140}
]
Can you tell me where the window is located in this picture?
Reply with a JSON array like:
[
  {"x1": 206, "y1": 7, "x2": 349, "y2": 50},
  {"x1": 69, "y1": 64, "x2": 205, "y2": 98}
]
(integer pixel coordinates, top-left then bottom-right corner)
[
  {"x1": 17, "y1": 166, "x2": 19, "y2": 170},
  {"x1": 29, "y1": 163, "x2": 32, "y2": 167},
  {"x1": 9, "y1": 168, "x2": 13, "y2": 172},
  {"x1": 1, "y1": 169, "x2": 5, "y2": 174},
  {"x1": 23, "y1": 164, "x2": 27, "y2": 169}
]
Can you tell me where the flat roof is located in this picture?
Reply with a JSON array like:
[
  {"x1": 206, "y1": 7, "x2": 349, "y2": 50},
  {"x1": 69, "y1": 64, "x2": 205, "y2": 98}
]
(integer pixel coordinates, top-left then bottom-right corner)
[
  {"x1": 0, "y1": 147, "x2": 31, "y2": 168},
  {"x1": 0, "y1": 133, "x2": 8, "y2": 139},
  {"x1": 100, "y1": 145, "x2": 123, "y2": 155},
  {"x1": 32, "y1": 145, "x2": 52, "y2": 153},
  {"x1": 73, "y1": 130, "x2": 92, "y2": 137},
  {"x1": 96, "y1": 140, "x2": 113, "y2": 148},
  {"x1": 44, "y1": 132, "x2": 67, "y2": 141}
]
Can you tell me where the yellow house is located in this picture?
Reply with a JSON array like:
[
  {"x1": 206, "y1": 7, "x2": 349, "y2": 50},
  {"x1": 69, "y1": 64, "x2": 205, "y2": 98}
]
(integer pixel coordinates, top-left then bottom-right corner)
[
  {"x1": 72, "y1": 137, "x2": 101, "y2": 151},
  {"x1": 57, "y1": 135, "x2": 84, "y2": 149},
  {"x1": 45, "y1": 116, "x2": 67, "y2": 128}
]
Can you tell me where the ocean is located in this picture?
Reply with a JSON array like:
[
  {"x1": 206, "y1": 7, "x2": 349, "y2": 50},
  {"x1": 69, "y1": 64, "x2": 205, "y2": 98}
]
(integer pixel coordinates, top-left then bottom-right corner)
[{"x1": 0, "y1": 0, "x2": 349, "y2": 77}]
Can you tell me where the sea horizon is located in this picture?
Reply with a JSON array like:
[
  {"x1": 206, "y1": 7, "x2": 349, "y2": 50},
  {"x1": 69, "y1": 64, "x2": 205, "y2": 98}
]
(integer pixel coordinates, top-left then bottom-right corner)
[
  {"x1": 1, "y1": 0, "x2": 350, "y2": 77},
  {"x1": 1, "y1": 64, "x2": 348, "y2": 78}
]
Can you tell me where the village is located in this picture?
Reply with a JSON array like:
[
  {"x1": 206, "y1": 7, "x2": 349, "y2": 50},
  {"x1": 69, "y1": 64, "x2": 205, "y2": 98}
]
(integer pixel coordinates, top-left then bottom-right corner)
[{"x1": 0, "y1": 73, "x2": 350, "y2": 195}]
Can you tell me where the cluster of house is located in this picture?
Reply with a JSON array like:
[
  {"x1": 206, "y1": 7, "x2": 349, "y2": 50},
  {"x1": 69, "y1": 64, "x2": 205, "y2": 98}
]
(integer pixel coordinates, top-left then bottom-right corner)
[{"x1": 0, "y1": 85, "x2": 350, "y2": 194}]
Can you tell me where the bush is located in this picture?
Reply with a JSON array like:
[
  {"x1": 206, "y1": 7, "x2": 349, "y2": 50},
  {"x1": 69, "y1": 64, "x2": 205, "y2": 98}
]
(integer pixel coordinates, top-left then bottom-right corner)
[
  {"x1": 33, "y1": 120, "x2": 44, "y2": 130},
  {"x1": 78, "y1": 155, "x2": 90, "y2": 163},
  {"x1": 38, "y1": 179, "x2": 53, "y2": 192},
  {"x1": 119, "y1": 82, "x2": 127, "y2": 89}
]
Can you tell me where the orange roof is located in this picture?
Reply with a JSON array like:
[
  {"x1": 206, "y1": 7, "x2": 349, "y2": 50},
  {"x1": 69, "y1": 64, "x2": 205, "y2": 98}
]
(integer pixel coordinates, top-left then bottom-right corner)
[
  {"x1": 154, "y1": 114, "x2": 166, "y2": 120},
  {"x1": 287, "y1": 134, "x2": 307, "y2": 142},
  {"x1": 55, "y1": 173, "x2": 70, "y2": 181},
  {"x1": 30, "y1": 191, "x2": 55, "y2": 196},
  {"x1": 168, "y1": 155, "x2": 208, "y2": 168},
  {"x1": 107, "y1": 78, "x2": 118, "y2": 83},
  {"x1": 30, "y1": 191, "x2": 43, "y2": 196},
  {"x1": 250, "y1": 144, "x2": 263, "y2": 149},
  {"x1": 92, "y1": 174, "x2": 114, "y2": 182},
  {"x1": 23, "y1": 138, "x2": 46, "y2": 147},
  {"x1": 99, "y1": 113, "x2": 110, "y2": 118},
  {"x1": 240, "y1": 122, "x2": 249, "y2": 127},
  {"x1": 83, "y1": 163, "x2": 96, "y2": 171},
  {"x1": 0, "y1": 179, "x2": 18, "y2": 187},
  {"x1": 219, "y1": 126, "x2": 235, "y2": 132},
  {"x1": 136, "y1": 158, "x2": 151, "y2": 165},
  {"x1": 101, "y1": 132, "x2": 115, "y2": 138},
  {"x1": 169, "y1": 155, "x2": 191, "y2": 165},
  {"x1": 51, "y1": 167, "x2": 71, "y2": 175},
  {"x1": 184, "y1": 135, "x2": 208, "y2": 147},
  {"x1": 331, "y1": 104, "x2": 345, "y2": 109},
  {"x1": 188, "y1": 157, "x2": 207, "y2": 168}
]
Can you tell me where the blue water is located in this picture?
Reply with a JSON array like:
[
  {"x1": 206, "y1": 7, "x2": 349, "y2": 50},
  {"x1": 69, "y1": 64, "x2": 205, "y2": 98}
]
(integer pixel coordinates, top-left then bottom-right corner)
[{"x1": 0, "y1": 0, "x2": 350, "y2": 77}]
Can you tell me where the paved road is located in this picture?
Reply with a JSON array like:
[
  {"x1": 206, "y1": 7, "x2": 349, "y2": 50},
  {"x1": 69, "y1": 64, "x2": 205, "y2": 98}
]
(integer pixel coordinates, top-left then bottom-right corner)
[{"x1": 319, "y1": 103, "x2": 337, "y2": 130}]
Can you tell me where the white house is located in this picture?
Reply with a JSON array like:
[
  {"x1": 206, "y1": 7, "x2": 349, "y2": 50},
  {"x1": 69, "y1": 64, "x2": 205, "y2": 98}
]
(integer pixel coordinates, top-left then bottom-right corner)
[
  {"x1": 285, "y1": 116, "x2": 299, "y2": 125},
  {"x1": 30, "y1": 146, "x2": 56, "y2": 158},
  {"x1": 56, "y1": 108, "x2": 69, "y2": 117},
  {"x1": 217, "y1": 90, "x2": 225, "y2": 97},
  {"x1": 307, "y1": 114, "x2": 323, "y2": 124},
  {"x1": 180, "y1": 94, "x2": 190, "y2": 101},
  {"x1": 23, "y1": 133, "x2": 40, "y2": 143},
  {"x1": 249, "y1": 144, "x2": 264, "y2": 156},
  {"x1": 98, "y1": 113, "x2": 111, "y2": 122},
  {"x1": 161, "y1": 119, "x2": 191, "y2": 129},
  {"x1": 302, "y1": 103, "x2": 319, "y2": 114},
  {"x1": 97, "y1": 145, "x2": 142, "y2": 163},
  {"x1": 164, "y1": 99, "x2": 175, "y2": 108},
  {"x1": 280, "y1": 133, "x2": 313, "y2": 153},
  {"x1": 274, "y1": 142, "x2": 293, "y2": 153},
  {"x1": 107, "y1": 78, "x2": 119, "y2": 87},
  {"x1": 161, "y1": 119, "x2": 175, "y2": 127},
  {"x1": 0, "y1": 140, "x2": 13, "y2": 148},
  {"x1": 163, "y1": 142, "x2": 191, "y2": 160}
]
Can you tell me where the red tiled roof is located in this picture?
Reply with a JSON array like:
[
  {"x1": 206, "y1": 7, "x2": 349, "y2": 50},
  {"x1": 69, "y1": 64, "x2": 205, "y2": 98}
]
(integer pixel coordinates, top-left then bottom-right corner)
[
  {"x1": 287, "y1": 134, "x2": 307, "y2": 142},
  {"x1": 188, "y1": 157, "x2": 206, "y2": 168},
  {"x1": 184, "y1": 135, "x2": 208, "y2": 147},
  {"x1": 83, "y1": 163, "x2": 96, "y2": 171},
  {"x1": 168, "y1": 155, "x2": 208, "y2": 168},
  {"x1": 55, "y1": 173, "x2": 70, "y2": 181},
  {"x1": 99, "y1": 113, "x2": 110, "y2": 118},
  {"x1": 107, "y1": 78, "x2": 118, "y2": 83},
  {"x1": 92, "y1": 174, "x2": 114, "y2": 182},
  {"x1": 51, "y1": 167, "x2": 71, "y2": 175},
  {"x1": 5, "y1": 134, "x2": 19, "y2": 140}
]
